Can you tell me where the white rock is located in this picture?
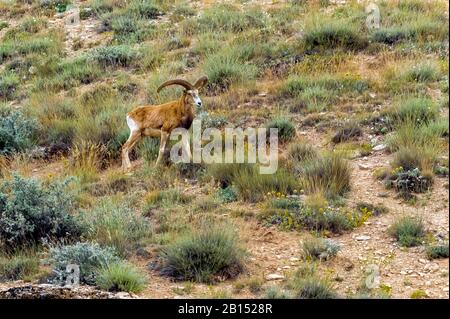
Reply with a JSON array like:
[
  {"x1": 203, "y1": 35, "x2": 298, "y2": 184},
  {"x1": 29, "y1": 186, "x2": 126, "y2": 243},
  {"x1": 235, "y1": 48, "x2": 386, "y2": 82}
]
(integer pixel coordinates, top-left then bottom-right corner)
[
  {"x1": 373, "y1": 144, "x2": 387, "y2": 151},
  {"x1": 266, "y1": 274, "x2": 285, "y2": 281},
  {"x1": 355, "y1": 235, "x2": 371, "y2": 241},
  {"x1": 358, "y1": 164, "x2": 371, "y2": 170}
]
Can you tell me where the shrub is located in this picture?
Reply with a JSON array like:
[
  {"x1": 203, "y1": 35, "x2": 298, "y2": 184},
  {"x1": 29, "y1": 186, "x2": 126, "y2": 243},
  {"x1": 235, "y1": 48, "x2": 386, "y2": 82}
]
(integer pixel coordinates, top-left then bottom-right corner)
[
  {"x1": 426, "y1": 242, "x2": 449, "y2": 259},
  {"x1": 47, "y1": 242, "x2": 120, "y2": 285},
  {"x1": 0, "y1": 108, "x2": 37, "y2": 155},
  {"x1": 388, "y1": 216, "x2": 425, "y2": 247},
  {"x1": 0, "y1": 253, "x2": 39, "y2": 281},
  {"x1": 89, "y1": 45, "x2": 138, "y2": 68},
  {"x1": 0, "y1": 71, "x2": 19, "y2": 100},
  {"x1": 160, "y1": 224, "x2": 244, "y2": 282},
  {"x1": 404, "y1": 62, "x2": 440, "y2": 83},
  {"x1": 217, "y1": 186, "x2": 237, "y2": 203},
  {"x1": 301, "y1": 237, "x2": 340, "y2": 260},
  {"x1": 127, "y1": 0, "x2": 161, "y2": 19},
  {"x1": 356, "y1": 202, "x2": 388, "y2": 216},
  {"x1": 81, "y1": 201, "x2": 152, "y2": 256},
  {"x1": 96, "y1": 262, "x2": 146, "y2": 293},
  {"x1": 392, "y1": 168, "x2": 433, "y2": 197},
  {"x1": 332, "y1": 122, "x2": 362, "y2": 143},
  {"x1": 0, "y1": 174, "x2": 82, "y2": 250},
  {"x1": 301, "y1": 154, "x2": 351, "y2": 198},
  {"x1": 266, "y1": 117, "x2": 296, "y2": 143}
]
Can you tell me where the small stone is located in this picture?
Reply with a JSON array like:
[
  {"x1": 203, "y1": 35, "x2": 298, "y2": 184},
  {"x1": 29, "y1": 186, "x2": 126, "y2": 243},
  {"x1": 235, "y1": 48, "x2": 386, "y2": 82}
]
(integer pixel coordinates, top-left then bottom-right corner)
[
  {"x1": 355, "y1": 235, "x2": 371, "y2": 241},
  {"x1": 418, "y1": 258, "x2": 428, "y2": 264},
  {"x1": 373, "y1": 144, "x2": 387, "y2": 151},
  {"x1": 358, "y1": 163, "x2": 371, "y2": 170},
  {"x1": 266, "y1": 274, "x2": 285, "y2": 281},
  {"x1": 443, "y1": 287, "x2": 449, "y2": 292},
  {"x1": 282, "y1": 266, "x2": 291, "y2": 269},
  {"x1": 289, "y1": 257, "x2": 300, "y2": 262}
]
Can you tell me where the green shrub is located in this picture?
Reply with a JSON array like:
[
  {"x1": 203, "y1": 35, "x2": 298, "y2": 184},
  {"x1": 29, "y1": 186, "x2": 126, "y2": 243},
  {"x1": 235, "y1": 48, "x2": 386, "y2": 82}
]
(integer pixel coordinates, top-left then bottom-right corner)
[
  {"x1": 217, "y1": 186, "x2": 237, "y2": 203},
  {"x1": 160, "y1": 224, "x2": 244, "y2": 282},
  {"x1": 404, "y1": 62, "x2": 440, "y2": 83},
  {"x1": 143, "y1": 189, "x2": 191, "y2": 211},
  {"x1": 426, "y1": 242, "x2": 449, "y2": 259},
  {"x1": 47, "y1": 242, "x2": 120, "y2": 285},
  {"x1": 89, "y1": 45, "x2": 138, "y2": 68},
  {"x1": 0, "y1": 108, "x2": 37, "y2": 155},
  {"x1": 81, "y1": 201, "x2": 152, "y2": 256},
  {"x1": 96, "y1": 262, "x2": 146, "y2": 293},
  {"x1": 0, "y1": 71, "x2": 19, "y2": 100},
  {"x1": 388, "y1": 216, "x2": 425, "y2": 247},
  {"x1": 266, "y1": 117, "x2": 296, "y2": 143},
  {"x1": 0, "y1": 174, "x2": 82, "y2": 250},
  {"x1": 0, "y1": 252, "x2": 40, "y2": 281},
  {"x1": 127, "y1": 0, "x2": 161, "y2": 19},
  {"x1": 301, "y1": 237, "x2": 340, "y2": 260},
  {"x1": 301, "y1": 154, "x2": 351, "y2": 198}
]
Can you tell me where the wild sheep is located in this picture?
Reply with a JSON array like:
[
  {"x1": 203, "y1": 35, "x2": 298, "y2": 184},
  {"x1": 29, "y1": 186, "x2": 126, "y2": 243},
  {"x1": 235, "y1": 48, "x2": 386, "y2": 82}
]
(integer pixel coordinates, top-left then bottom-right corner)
[{"x1": 121, "y1": 76, "x2": 208, "y2": 171}]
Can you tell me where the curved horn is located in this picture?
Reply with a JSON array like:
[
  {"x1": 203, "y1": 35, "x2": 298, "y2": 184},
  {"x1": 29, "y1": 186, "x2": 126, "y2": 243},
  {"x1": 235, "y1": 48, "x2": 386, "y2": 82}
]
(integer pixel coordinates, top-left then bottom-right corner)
[
  {"x1": 157, "y1": 79, "x2": 193, "y2": 93},
  {"x1": 193, "y1": 75, "x2": 208, "y2": 89}
]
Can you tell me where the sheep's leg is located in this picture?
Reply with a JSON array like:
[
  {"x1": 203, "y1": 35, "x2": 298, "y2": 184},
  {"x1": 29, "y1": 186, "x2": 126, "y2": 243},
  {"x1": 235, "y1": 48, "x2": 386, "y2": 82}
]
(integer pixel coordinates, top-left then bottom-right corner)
[
  {"x1": 121, "y1": 131, "x2": 141, "y2": 171},
  {"x1": 155, "y1": 131, "x2": 169, "y2": 166}
]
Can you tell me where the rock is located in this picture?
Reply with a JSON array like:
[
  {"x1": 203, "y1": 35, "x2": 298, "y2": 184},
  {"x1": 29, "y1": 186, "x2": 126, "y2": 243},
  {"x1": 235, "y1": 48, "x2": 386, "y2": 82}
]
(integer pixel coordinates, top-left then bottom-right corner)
[
  {"x1": 289, "y1": 257, "x2": 300, "y2": 262},
  {"x1": 358, "y1": 163, "x2": 371, "y2": 170},
  {"x1": 355, "y1": 235, "x2": 371, "y2": 241},
  {"x1": 418, "y1": 258, "x2": 428, "y2": 264},
  {"x1": 373, "y1": 144, "x2": 387, "y2": 151},
  {"x1": 266, "y1": 274, "x2": 285, "y2": 281},
  {"x1": 136, "y1": 248, "x2": 151, "y2": 259}
]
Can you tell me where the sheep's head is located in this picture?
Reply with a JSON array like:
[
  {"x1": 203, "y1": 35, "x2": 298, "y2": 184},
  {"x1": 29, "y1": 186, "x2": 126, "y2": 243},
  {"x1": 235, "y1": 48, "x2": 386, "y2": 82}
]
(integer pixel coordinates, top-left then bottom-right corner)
[{"x1": 157, "y1": 76, "x2": 208, "y2": 109}]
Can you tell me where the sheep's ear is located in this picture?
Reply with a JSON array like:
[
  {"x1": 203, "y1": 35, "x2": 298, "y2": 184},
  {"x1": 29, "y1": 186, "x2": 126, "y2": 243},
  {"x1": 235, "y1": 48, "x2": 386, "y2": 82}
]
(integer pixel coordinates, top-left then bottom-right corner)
[{"x1": 193, "y1": 76, "x2": 208, "y2": 89}]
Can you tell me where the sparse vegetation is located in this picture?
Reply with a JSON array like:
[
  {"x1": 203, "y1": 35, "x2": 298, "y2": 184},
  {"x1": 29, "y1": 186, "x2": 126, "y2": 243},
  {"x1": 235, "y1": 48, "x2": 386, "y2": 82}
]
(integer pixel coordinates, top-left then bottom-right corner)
[
  {"x1": 388, "y1": 216, "x2": 425, "y2": 247},
  {"x1": 96, "y1": 262, "x2": 147, "y2": 293}
]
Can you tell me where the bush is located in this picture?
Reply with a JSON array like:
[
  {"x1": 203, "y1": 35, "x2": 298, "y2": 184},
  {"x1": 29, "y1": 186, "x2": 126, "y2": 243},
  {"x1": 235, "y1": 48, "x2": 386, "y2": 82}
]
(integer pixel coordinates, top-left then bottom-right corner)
[
  {"x1": 0, "y1": 108, "x2": 37, "y2": 155},
  {"x1": 0, "y1": 174, "x2": 82, "y2": 250},
  {"x1": 217, "y1": 186, "x2": 237, "y2": 203},
  {"x1": 301, "y1": 154, "x2": 351, "y2": 198},
  {"x1": 89, "y1": 45, "x2": 138, "y2": 68},
  {"x1": 143, "y1": 189, "x2": 191, "y2": 211},
  {"x1": 96, "y1": 262, "x2": 146, "y2": 293},
  {"x1": 160, "y1": 224, "x2": 244, "y2": 282},
  {"x1": 266, "y1": 117, "x2": 296, "y2": 143},
  {"x1": 81, "y1": 201, "x2": 152, "y2": 256},
  {"x1": 287, "y1": 142, "x2": 319, "y2": 167},
  {"x1": 426, "y1": 242, "x2": 449, "y2": 259},
  {"x1": 301, "y1": 237, "x2": 340, "y2": 260},
  {"x1": 404, "y1": 62, "x2": 440, "y2": 83},
  {"x1": 47, "y1": 242, "x2": 120, "y2": 285},
  {"x1": 388, "y1": 216, "x2": 425, "y2": 247},
  {"x1": 0, "y1": 253, "x2": 39, "y2": 281},
  {"x1": 0, "y1": 71, "x2": 19, "y2": 100}
]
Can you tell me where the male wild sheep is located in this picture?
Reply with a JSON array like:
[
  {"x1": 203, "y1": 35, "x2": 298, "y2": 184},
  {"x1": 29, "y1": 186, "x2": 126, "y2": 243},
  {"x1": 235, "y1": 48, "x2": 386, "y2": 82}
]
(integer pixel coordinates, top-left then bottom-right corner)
[{"x1": 121, "y1": 76, "x2": 208, "y2": 171}]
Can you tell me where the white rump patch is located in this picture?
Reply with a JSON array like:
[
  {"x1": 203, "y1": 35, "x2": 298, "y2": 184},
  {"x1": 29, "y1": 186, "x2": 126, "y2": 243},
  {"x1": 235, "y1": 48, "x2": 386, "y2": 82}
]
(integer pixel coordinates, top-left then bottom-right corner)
[{"x1": 126, "y1": 115, "x2": 139, "y2": 133}]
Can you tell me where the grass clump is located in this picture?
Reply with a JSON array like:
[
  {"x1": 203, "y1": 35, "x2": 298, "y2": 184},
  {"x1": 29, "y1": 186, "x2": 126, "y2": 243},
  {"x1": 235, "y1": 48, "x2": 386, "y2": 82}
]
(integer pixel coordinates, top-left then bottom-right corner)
[
  {"x1": 143, "y1": 189, "x2": 191, "y2": 212},
  {"x1": 301, "y1": 153, "x2": 351, "y2": 199},
  {"x1": 0, "y1": 71, "x2": 19, "y2": 100},
  {"x1": 301, "y1": 237, "x2": 340, "y2": 261},
  {"x1": 81, "y1": 200, "x2": 152, "y2": 256},
  {"x1": 426, "y1": 242, "x2": 449, "y2": 260},
  {"x1": 332, "y1": 122, "x2": 362, "y2": 143},
  {"x1": 160, "y1": 224, "x2": 245, "y2": 283},
  {"x1": 266, "y1": 117, "x2": 296, "y2": 143},
  {"x1": 390, "y1": 97, "x2": 439, "y2": 125},
  {"x1": 88, "y1": 45, "x2": 138, "y2": 68},
  {"x1": 295, "y1": 276, "x2": 338, "y2": 299},
  {"x1": 0, "y1": 252, "x2": 40, "y2": 281},
  {"x1": 303, "y1": 19, "x2": 367, "y2": 51},
  {"x1": 388, "y1": 216, "x2": 425, "y2": 247},
  {"x1": 96, "y1": 262, "x2": 146, "y2": 293}
]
